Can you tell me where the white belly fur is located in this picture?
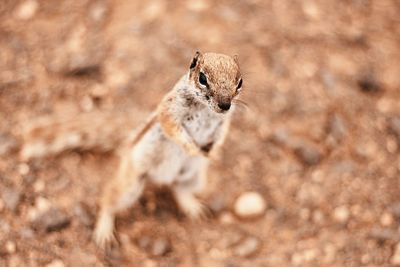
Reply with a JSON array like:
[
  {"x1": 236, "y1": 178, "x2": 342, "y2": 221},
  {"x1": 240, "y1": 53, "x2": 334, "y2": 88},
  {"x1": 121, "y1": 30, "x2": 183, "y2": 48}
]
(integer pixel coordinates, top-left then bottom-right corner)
[{"x1": 183, "y1": 106, "x2": 223, "y2": 147}]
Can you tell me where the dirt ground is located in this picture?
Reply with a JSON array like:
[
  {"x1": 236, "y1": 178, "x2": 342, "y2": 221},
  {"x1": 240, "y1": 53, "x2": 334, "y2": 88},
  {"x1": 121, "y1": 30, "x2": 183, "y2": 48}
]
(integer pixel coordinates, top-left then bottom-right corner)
[{"x1": 1, "y1": 0, "x2": 400, "y2": 266}]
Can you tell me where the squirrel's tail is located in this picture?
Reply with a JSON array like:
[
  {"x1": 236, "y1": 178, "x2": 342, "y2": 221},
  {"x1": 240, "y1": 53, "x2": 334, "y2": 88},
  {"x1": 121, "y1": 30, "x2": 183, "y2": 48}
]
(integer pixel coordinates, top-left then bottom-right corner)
[{"x1": 19, "y1": 109, "x2": 148, "y2": 161}]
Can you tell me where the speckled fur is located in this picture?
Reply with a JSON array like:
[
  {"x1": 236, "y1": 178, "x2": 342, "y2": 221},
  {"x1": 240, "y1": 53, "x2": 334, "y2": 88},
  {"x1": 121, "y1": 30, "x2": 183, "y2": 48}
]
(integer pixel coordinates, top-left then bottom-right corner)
[{"x1": 94, "y1": 52, "x2": 242, "y2": 248}]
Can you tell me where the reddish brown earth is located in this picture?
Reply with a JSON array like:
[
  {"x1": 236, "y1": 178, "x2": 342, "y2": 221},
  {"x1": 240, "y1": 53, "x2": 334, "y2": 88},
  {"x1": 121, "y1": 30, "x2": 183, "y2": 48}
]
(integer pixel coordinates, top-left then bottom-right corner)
[{"x1": 1, "y1": 1, "x2": 400, "y2": 266}]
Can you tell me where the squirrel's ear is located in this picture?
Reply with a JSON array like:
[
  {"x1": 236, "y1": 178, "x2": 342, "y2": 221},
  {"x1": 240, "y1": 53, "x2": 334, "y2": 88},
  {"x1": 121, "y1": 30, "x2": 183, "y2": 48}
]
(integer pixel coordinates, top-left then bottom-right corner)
[{"x1": 190, "y1": 51, "x2": 201, "y2": 69}]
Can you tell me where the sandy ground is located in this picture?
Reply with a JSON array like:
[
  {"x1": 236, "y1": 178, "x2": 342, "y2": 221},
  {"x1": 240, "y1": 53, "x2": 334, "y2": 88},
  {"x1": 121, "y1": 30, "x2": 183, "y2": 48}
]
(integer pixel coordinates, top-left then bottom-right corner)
[{"x1": 1, "y1": 0, "x2": 400, "y2": 266}]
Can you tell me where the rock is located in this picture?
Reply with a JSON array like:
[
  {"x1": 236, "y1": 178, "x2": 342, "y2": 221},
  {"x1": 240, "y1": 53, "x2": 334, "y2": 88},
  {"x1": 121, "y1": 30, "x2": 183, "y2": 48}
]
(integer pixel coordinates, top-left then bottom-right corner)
[
  {"x1": 32, "y1": 208, "x2": 70, "y2": 233},
  {"x1": 328, "y1": 114, "x2": 347, "y2": 142},
  {"x1": 143, "y1": 259, "x2": 158, "y2": 267},
  {"x1": 332, "y1": 205, "x2": 350, "y2": 224},
  {"x1": 232, "y1": 236, "x2": 261, "y2": 257},
  {"x1": 380, "y1": 212, "x2": 394, "y2": 226},
  {"x1": 14, "y1": 0, "x2": 39, "y2": 20},
  {"x1": 390, "y1": 202, "x2": 400, "y2": 219},
  {"x1": 186, "y1": 0, "x2": 209, "y2": 12},
  {"x1": 291, "y1": 249, "x2": 319, "y2": 265},
  {"x1": 5, "y1": 241, "x2": 16, "y2": 254},
  {"x1": 33, "y1": 179, "x2": 45, "y2": 193},
  {"x1": 88, "y1": 1, "x2": 109, "y2": 23},
  {"x1": 19, "y1": 227, "x2": 35, "y2": 239},
  {"x1": 389, "y1": 117, "x2": 400, "y2": 141},
  {"x1": 28, "y1": 196, "x2": 52, "y2": 221},
  {"x1": 391, "y1": 243, "x2": 400, "y2": 266},
  {"x1": 0, "y1": 133, "x2": 18, "y2": 156},
  {"x1": 73, "y1": 202, "x2": 94, "y2": 227},
  {"x1": 137, "y1": 235, "x2": 152, "y2": 250},
  {"x1": 271, "y1": 128, "x2": 291, "y2": 146},
  {"x1": 0, "y1": 219, "x2": 11, "y2": 234},
  {"x1": 293, "y1": 142, "x2": 323, "y2": 166},
  {"x1": 151, "y1": 238, "x2": 172, "y2": 257},
  {"x1": 234, "y1": 192, "x2": 266, "y2": 219},
  {"x1": 17, "y1": 163, "x2": 30, "y2": 176},
  {"x1": 312, "y1": 210, "x2": 325, "y2": 224},
  {"x1": 209, "y1": 195, "x2": 226, "y2": 214},
  {"x1": 45, "y1": 259, "x2": 65, "y2": 267},
  {"x1": 49, "y1": 24, "x2": 106, "y2": 75},
  {"x1": 219, "y1": 211, "x2": 235, "y2": 224},
  {"x1": 2, "y1": 188, "x2": 22, "y2": 212},
  {"x1": 218, "y1": 229, "x2": 244, "y2": 249},
  {"x1": 369, "y1": 228, "x2": 400, "y2": 243},
  {"x1": 357, "y1": 74, "x2": 381, "y2": 93},
  {"x1": 302, "y1": 1, "x2": 320, "y2": 19},
  {"x1": 137, "y1": 235, "x2": 172, "y2": 257}
]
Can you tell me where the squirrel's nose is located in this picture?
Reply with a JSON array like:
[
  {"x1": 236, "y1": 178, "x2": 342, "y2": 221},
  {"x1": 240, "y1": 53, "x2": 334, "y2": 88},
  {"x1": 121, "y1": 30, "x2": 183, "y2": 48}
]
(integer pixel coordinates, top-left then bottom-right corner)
[{"x1": 218, "y1": 102, "x2": 231, "y2": 111}]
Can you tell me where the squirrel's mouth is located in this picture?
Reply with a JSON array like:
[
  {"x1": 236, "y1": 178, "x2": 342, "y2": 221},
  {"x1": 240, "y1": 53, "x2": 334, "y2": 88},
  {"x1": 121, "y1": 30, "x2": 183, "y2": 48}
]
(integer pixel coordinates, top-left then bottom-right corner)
[{"x1": 213, "y1": 107, "x2": 229, "y2": 114}]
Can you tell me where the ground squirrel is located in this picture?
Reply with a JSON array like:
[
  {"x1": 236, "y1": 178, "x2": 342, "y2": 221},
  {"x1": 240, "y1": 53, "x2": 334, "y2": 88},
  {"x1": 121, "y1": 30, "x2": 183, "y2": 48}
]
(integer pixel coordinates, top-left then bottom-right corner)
[{"x1": 93, "y1": 51, "x2": 243, "y2": 248}]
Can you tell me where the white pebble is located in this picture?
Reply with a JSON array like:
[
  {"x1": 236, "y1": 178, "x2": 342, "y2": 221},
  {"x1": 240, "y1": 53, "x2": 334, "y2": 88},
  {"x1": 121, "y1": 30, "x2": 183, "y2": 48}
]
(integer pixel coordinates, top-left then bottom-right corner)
[
  {"x1": 17, "y1": 163, "x2": 30, "y2": 176},
  {"x1": 234, "y1": 191, "x2": 266, "y2": 218},
  {"x1": 14, "y1": 0, "x2": 38, "y2": 20},
  {"x1": 5, "y1": 241, "x2": 16, "y2": 254},
  {"x1": 392, "y1": 243, "x2": 400, "y2": 266},
  {"x1": 45, "y1": 259, "x2": 65, "y2": 267},
  {"x1": 333, "y1": 205, "x2": 350, "y2": 223},
  {"x1": 380, "y1": 212, "x2": 394, "y2": 226},
  {"x1": 219, "y1": 212, "x2": 235, "y2": 224}
]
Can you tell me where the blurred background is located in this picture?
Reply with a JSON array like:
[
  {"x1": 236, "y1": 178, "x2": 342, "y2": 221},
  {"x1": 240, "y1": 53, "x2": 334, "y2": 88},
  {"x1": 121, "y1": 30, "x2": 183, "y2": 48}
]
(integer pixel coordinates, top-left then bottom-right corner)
[{"x1": 1, "y1": 0, "x2": 400, "y2": 266}]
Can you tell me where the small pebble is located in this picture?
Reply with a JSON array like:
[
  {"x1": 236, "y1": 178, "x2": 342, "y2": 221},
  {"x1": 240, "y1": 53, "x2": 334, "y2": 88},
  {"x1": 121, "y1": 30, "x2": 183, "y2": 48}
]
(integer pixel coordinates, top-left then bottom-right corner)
[
  {"x1": 219, "y1": 212, "x2": 235, "y2": 224},
  {"x1": 14, "y1": 0, "x2": 38, "y2": 20},
  {"x1": 137, "y1": 235, "x2": 172, "y2": 257},
  {"x1": 32, "y1": 208, "x2": 70, "y2": 233},
  {"x1": 45, "y1": 259, "x2": 65, "y2": 267},
  {"x1": 312, "y1": 210, "x2": 325, "y2": 224},
  {"x1": 0, "y1": 133, "x2": 18, "y2": 156},
  {"x1": 392, "y1": 243, "x2": 400, "y2": 266},
  {"x1": 234, "y1": 192, "x2": 266, "y2": 219},
  {"x1": 28, "y1": 196, "x2": 52, "y2": 221},
  {"x1": 151, "y1": 237, "x2": 171, "y2": 257},
  {"x1": 33, "y1": 180, "x2": 45, "y2": 193},
  {"x1": 17, "y1": 163, "x2": 30, "y2": 176},
  {"x1": 209, "y1": 195, "x2": 226, "y2": 214},
  {"x1": 232, "y1": 236, "x2": 261, "y2": 257},
  {"x1": 380, "y1": 212, "x2": 394, "y2": 226},
  {"x1": 2, "y1": 189, "x2": 22, "y2": 212},
  {"x1": 328, "y1": 114, "x2": 347, "y2": 142},
  {"x1": 293, "y1": 142, "x2": 323, "y2": 166},
  {"x1": 391, "y1": 203, "x2": 400, "y2": 219},
  {"x1": 143, "y1": 259, "x2": 157, "y2": 267},
  {"x1": 5, "y1": 241, "x2": 16, "y2": 254},
  {"x1": 73, "y1": 202, "x2": 94, "y2": 227},
  {"x1": 333, "y1": 205, "x2": 350, "y2": 223},
  {"x1": 369, "y1": 228, "x2": 400, "y2": 243},
  {"x1": 389, "y1": 117, "x2": 400, "y2": 140},
  {"x1": 80, "y1": 96, "x2": 94, "y2": 112}
]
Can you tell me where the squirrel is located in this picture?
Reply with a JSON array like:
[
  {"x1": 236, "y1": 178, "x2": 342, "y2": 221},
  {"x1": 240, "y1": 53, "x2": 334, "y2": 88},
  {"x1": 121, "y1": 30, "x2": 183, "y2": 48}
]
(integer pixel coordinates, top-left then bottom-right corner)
[
  {"x1": 17, "y1": 51, "x2": 243, "y2": 248},
  {"x1": 94, "y1": 51, "x2": 243, "y2": 248}
]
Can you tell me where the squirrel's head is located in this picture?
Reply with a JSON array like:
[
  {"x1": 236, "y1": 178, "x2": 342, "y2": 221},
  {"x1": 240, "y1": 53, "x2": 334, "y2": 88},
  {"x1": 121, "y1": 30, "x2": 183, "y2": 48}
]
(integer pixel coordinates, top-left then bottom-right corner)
[{"x1": 188, "y1": 51, "x2": 242, "y2": 114}]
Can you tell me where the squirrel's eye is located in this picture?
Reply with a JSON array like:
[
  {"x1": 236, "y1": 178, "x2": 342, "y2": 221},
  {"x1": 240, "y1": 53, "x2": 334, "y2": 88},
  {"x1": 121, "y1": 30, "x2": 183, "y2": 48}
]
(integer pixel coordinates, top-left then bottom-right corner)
[
  {"x1": 236, "y1": 78, "x2": 243, "y2": 91},
  {"x1": 199, "y1": 72, "x2": 208, "y2": 86}
]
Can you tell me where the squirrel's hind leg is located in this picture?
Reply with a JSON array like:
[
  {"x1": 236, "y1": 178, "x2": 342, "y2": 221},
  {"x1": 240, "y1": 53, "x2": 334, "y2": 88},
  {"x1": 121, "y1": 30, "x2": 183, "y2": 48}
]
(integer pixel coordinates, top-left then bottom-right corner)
[{"x1": 94, "y1": 154, "x2": 146, "y2": 249}]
